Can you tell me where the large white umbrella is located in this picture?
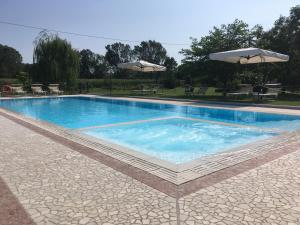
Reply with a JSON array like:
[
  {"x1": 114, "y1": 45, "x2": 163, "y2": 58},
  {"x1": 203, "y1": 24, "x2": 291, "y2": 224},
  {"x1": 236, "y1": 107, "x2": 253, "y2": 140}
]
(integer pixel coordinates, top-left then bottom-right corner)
[
  {"x1": 117, "y1": 60, "x2": 166, "y2": 72},
  {"x1": 209, "y1": 48, "x2": 289, "y2": 64}
]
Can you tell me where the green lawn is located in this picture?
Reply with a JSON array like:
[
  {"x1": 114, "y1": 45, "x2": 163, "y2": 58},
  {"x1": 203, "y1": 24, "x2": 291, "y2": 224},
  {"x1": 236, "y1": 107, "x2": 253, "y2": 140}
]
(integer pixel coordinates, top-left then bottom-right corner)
[{"x1": 88, "y1": 87, "x2": 300, "y2": 107}]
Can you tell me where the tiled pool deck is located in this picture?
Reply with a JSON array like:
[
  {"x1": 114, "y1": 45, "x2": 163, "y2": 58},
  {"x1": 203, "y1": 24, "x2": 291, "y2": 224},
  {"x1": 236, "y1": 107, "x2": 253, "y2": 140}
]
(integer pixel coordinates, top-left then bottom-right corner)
[{"x1": 1, "y1": 96, "x2": 300, "y2": 224}]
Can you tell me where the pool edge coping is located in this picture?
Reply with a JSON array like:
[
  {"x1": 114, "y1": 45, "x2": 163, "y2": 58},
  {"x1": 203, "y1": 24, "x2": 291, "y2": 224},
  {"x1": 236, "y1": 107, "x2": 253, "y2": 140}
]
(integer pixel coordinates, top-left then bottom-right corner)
[{"x1": 2, "y1": 94, "x2": 300, "y2": 116}]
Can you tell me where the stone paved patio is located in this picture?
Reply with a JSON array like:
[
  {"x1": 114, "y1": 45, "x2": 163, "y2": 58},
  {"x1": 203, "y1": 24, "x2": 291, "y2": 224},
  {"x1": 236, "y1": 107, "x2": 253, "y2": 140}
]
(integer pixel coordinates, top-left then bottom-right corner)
[
  {"x1": 179, "y1": 150, "x2": 300, "y2": 225},
  {"x1": 1, "y1": 111, "x2": 300, "y2": 224},
  {"x1": 0, "y1": 116, "x2": 177, "y2": 225}
]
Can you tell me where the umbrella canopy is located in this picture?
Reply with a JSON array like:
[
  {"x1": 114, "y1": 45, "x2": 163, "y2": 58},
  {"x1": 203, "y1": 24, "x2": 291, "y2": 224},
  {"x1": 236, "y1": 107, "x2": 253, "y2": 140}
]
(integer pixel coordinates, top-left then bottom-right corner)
[
  {"x1": 117, "y1": 60, "x2": 166, "y2": 72},
  {"x1": 209, "y1": 48, "x2": 289, "y2": 64}
]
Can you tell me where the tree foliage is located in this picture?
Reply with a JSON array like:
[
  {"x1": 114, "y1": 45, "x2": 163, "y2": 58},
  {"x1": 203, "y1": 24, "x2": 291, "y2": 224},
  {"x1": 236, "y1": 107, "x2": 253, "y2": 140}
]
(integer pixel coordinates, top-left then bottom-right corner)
[
  {"x1": 79, "y1": 49, "x2": 109, "y2": 78},
  {"x1": 134, "y1": 40, "x2": 167, "y2": 64},
  {"x1": 180, "y1": 19, "x2": 260, "y2": 90},
  {"x1": 164, "y1": 56, "x2": 177, "y2": 72},
  {"x1": 103, "y1": 40, "x2": 176, "y2": 79},
  {"x1": 258, "y1": 6, "x2": 300, "y2": 86},
  {"x1": 104, "y1": 42, "x2": 133, "y2": 66},
  {"x1": 180, "y1": 6, "x2": 300, "y2": 89},
  {"x1": 4, "y1": 5, "x2": 300, "y2": 90},
  {"x1": 33, "y1": 32, "x2": 79, "y2": 88},
  {"x1": 0, "y1": 44, "x2": 22, "y2": 78}
]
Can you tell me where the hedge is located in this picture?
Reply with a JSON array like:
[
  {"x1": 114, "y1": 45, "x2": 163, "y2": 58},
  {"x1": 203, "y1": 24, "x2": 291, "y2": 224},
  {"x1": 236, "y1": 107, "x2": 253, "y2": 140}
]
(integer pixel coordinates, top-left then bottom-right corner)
[
  {"x1": 0, "y1": 78, "x2": 19, "y2": 86},
  {"x1": 78, "y1": 79, "x2": 156, "y2": 90},
  {"x1": 0, "y1": 78, "x2": 158, "y2": 90}
]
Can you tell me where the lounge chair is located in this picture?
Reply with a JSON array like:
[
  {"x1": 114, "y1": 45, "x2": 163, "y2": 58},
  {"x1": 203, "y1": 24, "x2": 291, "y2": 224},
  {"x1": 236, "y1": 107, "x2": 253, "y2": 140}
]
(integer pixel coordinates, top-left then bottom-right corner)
[
  {"x1": 227, "y1": 84, "x2": 252, "y2": 99},
  {"x1": 1, "y1": 85, "x2": 13, "y2": 96},
  {"x1": 253, "y1": 88, "x2": 281, "y2": 101},
  {"x1": 48, "y1": 84, "x2": 64, "y2": 95},
  {"x1": 264, "y1": 83, "x2": 282, "y2": 98},
  {"x1": 31, "y1": 84, "x2": 46, "y2": 95},
  {"x1": 11, "y1": 85, "x2": 26, "y2": 95},
  {"x1": 132, "y1": 85, "x2": 157, "y2": 95},
  {"x1": 185, "y1": 85, "x2": 194, "y2": 96},
  {"x1": 252, "y1": 84, "x2": 281, "y2": 101},
  {"x1": 196, "y1": 86, "x2": 208, "y2": 95}
]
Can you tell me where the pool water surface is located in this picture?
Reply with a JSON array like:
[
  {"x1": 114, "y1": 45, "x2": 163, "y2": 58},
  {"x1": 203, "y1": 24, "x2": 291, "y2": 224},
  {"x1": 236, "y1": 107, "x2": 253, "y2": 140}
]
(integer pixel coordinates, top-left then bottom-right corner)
[{"x1": 1, "y1": 96, "x2": 299, "y2": 164}]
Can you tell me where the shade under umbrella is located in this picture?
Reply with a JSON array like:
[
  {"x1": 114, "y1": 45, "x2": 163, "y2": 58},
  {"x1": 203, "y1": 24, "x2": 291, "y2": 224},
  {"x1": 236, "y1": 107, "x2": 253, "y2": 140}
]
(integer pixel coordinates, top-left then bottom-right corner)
[
  {"x1": 117, "y1": 60, "x2": 166, "y2": 72},
  {"x1": 209, "y1": 48, "x2": 289, "y2": 64}
]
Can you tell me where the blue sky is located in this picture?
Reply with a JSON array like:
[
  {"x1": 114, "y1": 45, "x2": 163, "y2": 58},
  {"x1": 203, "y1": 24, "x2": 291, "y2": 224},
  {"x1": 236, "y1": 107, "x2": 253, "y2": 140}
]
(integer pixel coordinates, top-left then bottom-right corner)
[{"x1": 0, "y1": 0, "x2": 298, "y2": 63}]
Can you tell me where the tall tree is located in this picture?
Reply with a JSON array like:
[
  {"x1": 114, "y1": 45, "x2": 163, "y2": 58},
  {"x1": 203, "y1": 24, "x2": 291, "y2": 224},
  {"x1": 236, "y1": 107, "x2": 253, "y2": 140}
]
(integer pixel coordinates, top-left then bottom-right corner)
[
  {"x1": 79, "y1": 49, "x2": 108, "y2": 78},
  {"x1": 181, "y1": 19, "x2": 253, "y2": 62},
  {"x1": 259, "y1": 6, "x2": 300, "y2": 86},
  {"x1": 104, "y1": 42, "x2": 133, "y2": 66},
  {"x1": 80, "y1": 49, "x2": 95, "y2": 78},
  {"x1": 33, "y1": 32, "x2": 79, "y2": 88},
  {"x1": 93, "y1": 54, "x2": 109, "y2": 78},
  {"x1": 0, "y1": 44, "x2": 22, "y2": 78},
  {"x1": 164, "y1": 56, "x2": 177, "y2": 71},
  {"x1": 180, "y1": 19, "x2": 262, "y2": 91},
  {"x1": 134, "y1": 40, "x2": 167, "y2": 65}
]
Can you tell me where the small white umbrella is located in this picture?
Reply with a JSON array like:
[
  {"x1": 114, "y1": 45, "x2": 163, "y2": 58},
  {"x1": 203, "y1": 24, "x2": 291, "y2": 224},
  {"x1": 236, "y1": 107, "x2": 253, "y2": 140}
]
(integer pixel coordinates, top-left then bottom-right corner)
[
  {"x1": 209, "y1": 48, "x2": 289, "y2": 64},
  {"x1": 117, "y1": 60, "x2": 166, "y2": 72}
]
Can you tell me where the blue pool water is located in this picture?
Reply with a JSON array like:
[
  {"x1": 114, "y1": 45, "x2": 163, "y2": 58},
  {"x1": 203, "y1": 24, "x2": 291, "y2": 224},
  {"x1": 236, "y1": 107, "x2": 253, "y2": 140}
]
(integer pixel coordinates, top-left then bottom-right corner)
[
  {"x1": 1, "y1": 96, "x2": 300, "y2": 163},
  {"x1": 84, "y1": 118, "x2": 276, "y2": 163}
]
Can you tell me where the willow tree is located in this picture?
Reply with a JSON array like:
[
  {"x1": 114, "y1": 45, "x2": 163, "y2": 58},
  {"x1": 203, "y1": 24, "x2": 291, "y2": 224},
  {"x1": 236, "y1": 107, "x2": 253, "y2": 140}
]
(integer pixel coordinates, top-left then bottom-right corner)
[{"x1": 33, "y1": 32, "x2": 79, "y2": 89}]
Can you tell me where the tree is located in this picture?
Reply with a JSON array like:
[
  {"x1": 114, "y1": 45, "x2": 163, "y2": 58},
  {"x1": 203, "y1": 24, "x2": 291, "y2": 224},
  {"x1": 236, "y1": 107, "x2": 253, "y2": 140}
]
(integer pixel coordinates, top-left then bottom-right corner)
[
  {"x1": 93, "y1": 54, "x2": 109, "y2": 78},
  {"x1": 159, "y1": 56, "x2": 178, "y2": 89},
  {"x1": 164, "y1": 56, "x2": 177, "y2": 72},
  {"x1": 80, "y1": 49, "x2": 95, "y2": 78},
  {"x1": 258, "y1": 5, "x2": 300, "y2": 86},
  {"x1": 33, "y1": 32, "x2": 79, "y2": 89},
  {"x1": 180, "y1": 19, "x2": 262, "y2": 92},
  {"x1": 0, "y1": 44, "x2": 22, "y2": 78},
  {"x1": 134, "y1": 40, "x2": 167, "y2": 65},
  {"x1": 104, "y1": 42, "x2": 133, "y2": 66},
  {"x1": 79, "y1": 49, "x2": 108, "y2": 78}
]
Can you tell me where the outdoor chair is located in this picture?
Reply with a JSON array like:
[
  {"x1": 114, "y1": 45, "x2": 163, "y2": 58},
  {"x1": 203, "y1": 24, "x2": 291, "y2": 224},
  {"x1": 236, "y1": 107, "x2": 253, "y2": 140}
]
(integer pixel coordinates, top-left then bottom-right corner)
[
  {"x1": 1, "y1": 85, "x2": 13, "y2": 96},
  {"x1": 196, "y1": 86, "x2": 208, "y2": 95},
  {"x1": 252, "y1": 85, "x2": 281, "y2": 101},
  {"x1": 1, "y1": 85, "x2": 26, "y2": 96},
  {"x1": 10, "y1": 85, "x2": 26, "y2": 95},
  {"x1": 185, "y1": 85, "x2": 194, "y2": 96},
  {"x1": 132, "y1": 85, "x2": 157, "y2": 95},
  {"x1": 31, "y1": 84, "x2": 46, "y2": 95},
  {"x1": 253, "y1": 89, "x2": 280, "y2": 101},
  {"x1": 227, "y1": 84, "x2": 252, "y2": 99},
  {"x1": 150, "y1": 85, "x2": 160, "y2": 94},
  {"x1": 48, "y1": 84, "x2": 64, "y2": 95}
]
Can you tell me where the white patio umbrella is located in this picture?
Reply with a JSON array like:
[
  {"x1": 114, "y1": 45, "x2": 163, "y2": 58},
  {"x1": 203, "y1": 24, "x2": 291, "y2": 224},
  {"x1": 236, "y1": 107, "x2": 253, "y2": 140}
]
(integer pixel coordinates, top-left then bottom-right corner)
[
  {"x1": 209, "y1": 48, "x2": 289, "y2": 64},
  {"x1": 117, "y1": 60, "x2": 166, "y2": 72}
]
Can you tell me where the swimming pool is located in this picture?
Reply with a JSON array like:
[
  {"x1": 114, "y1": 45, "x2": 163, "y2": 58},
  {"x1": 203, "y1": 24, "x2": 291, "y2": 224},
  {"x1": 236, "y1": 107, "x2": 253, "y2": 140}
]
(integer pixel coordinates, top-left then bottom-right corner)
[{"x1": 1, "y1": 96, "x2": 300, "y2": 164}]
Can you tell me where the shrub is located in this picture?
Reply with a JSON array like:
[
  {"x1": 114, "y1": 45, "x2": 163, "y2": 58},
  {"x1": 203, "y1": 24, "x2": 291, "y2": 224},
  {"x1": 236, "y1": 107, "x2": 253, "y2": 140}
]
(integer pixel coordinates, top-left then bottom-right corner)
[
  {"x1": 78, "y1": 79, "x2": 156, "y2": 90},
  {"x1": 0, "y1": 78, "x2": 19, "y2": 86},
  {"x1": 226, "y1": 79, "x2": 241, "y2": 92},
  {"x1": 16, "y1": 72, "x2": 31, "y2": 88},
  {"x1": 161, "y1": 74, "x2": 178, "y2": 89}
]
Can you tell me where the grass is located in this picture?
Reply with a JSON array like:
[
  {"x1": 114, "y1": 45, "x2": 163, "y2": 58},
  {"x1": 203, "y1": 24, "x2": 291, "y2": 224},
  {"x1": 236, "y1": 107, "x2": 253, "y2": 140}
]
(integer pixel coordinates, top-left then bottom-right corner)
[{"x1": 87, "y1": 87, "x2": 300, "y2": 107}]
